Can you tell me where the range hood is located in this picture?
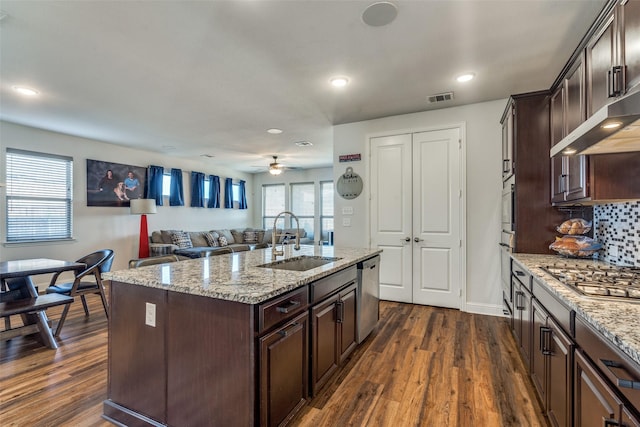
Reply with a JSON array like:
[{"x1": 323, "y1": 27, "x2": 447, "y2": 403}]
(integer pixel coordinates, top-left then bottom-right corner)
[{"x1": 550, "y1": 90, "x2": 640, "y2": 157}]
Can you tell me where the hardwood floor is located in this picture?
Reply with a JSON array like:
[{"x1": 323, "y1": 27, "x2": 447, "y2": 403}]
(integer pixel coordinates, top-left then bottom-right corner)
[{"x1": 0, "y1": 294, "x2": 547, "y2": 426}]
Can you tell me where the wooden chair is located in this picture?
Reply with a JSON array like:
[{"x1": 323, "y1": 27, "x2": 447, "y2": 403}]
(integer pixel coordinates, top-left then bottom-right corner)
[{"x1": 46, "y1": 249, "x2": 114, "y2": 336}]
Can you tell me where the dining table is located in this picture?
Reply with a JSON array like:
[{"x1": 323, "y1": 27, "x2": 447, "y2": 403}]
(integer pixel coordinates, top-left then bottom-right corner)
[{"x1": 0, "y1": 258, "x2": 86, "y2": 349}]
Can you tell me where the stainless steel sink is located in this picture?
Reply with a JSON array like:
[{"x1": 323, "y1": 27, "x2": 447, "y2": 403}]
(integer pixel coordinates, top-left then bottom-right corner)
[{"x1": 257, "y1": 256, "x2": 341, "y2": 272}]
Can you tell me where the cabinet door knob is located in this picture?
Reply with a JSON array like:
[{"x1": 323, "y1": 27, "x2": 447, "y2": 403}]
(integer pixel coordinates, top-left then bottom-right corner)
[
  {"x1": 403, "y1": 237, "x2": 411, "y2": 242},
  {"x1": 414, "y1": 237, "x2": 424, "y2": 243}
]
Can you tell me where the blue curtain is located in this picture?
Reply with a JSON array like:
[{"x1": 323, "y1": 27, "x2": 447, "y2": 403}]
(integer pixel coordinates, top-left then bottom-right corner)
[
  {"x1": 238, "y1": 180, "x2": 247, "y2": 210},
  {"x1": 208, "y1": 175, "x2": 220, "y2": 208},
  {"x1": 169, "y1": 168, "x2": 184, "y2": 206},
  {"x1": 190, "y1": 171, "x2": 205, "y2": 207},
  {"x1": 146, "y1": 165, "x2": 164, "y2": 206},
  {"x1": 224, "y1": 177, "x2": 233, "y2": 209}
]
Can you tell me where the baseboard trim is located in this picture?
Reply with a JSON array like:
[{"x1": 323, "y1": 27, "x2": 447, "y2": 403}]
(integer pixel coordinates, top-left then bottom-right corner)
[{"x1": 463, "y1": 302, "x2": 506, "y2": 317}]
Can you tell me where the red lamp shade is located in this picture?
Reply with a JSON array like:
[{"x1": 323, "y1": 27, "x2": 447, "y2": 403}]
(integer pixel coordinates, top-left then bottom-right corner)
[{"x1": 130, "y1": 199, "x2": 157, "y2": 258}]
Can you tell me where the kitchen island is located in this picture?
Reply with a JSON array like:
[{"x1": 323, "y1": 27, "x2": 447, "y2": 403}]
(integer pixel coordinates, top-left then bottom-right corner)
[{"x1": 102, "y1": 245, "x2": 381, "y2": 427}]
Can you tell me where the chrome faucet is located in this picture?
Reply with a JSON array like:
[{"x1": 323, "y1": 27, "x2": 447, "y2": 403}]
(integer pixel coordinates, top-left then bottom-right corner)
[{"x1": 272, "y1": 211, "x2": 301, "y2": 258}]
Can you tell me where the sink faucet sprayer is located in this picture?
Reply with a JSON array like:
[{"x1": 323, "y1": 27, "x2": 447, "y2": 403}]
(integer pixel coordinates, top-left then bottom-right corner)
[{"x1": 272, "y1": 211, "x2": 301, "y2": 258}]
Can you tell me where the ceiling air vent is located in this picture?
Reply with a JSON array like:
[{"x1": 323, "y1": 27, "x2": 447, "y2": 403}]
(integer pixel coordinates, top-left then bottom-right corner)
[{"x1": 427, "y1": 92, "x2": 454, "y2": 104}]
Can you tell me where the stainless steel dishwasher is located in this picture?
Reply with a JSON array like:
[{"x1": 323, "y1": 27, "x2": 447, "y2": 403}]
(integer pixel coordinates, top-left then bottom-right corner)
[{"x1": 357, "y1": 255, "x2": 380, "y2": 343}]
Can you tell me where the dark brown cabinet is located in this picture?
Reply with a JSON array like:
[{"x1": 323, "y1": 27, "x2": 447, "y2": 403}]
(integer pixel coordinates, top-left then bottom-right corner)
[
  {"x1": 574, "y1": 349, "x2": 627, "y2": 427},
  {"x1": 586, "y1": 0, "x2": 640, "y2": 116},
  {"x1": 502, "y1": 99, "x2": 515, "y2": 181},
  {"x1": 512, "y1": 262, "x2": 532, "y2": 368},
  {"x1": 500, "y1": 93, "x2": 564, "y2": 253},
  {"x1": 550, "y1": 57, "x2": 589, "y2": 204},
  {"x1": 531, "y1": 299, "x2": 573, "y2": 427},
  {"x1": 311, "y1": 281, "x2": 358, "y2": 395},
  {"x1": 586, "y1": 11, "x2": 617, "y2": 116},
  {"x1": 621, "y1": 0, "x2": 640, "y2": 93},
  {"x1": 260, "y1": 311, "x2": 309, "y2": 427}
]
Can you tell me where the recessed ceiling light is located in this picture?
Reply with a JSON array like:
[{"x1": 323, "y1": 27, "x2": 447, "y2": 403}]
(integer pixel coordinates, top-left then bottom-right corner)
[
  {"x1": 601, "y1": 121, "x2": 622, "y2": 130},
  {"x1": 456, "y1": 73, "x2": 475, "y2": 83},
  {"x1": 12, "y1": 86, "x2": 39, "y2": 96},
  {"x1": 267, "y1": 128, "x2": 283, "y2": 134},
  {"x1": 330, "y1": 76, "x2": 350, "y2": 88},
  {"x1": 295, "y1": 141, "x2": 313, "y2": 147},
  {"x1": 362, "y1": 2, "x2": 398, "y2": 27}
]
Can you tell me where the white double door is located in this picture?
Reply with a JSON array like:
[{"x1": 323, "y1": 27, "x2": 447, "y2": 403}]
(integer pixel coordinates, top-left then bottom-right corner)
[{"x1": 370, "y1": 127, "x2": 463, "y2": 308}]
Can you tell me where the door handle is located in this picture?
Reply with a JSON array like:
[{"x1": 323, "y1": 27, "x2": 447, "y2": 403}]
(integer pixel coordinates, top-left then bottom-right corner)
[
  {"x1": 403, "y1": 237, "x2": 411, "y2": 242},
  {"x1": 414, "y1": 237, "x2": 424, "y2": 242}
]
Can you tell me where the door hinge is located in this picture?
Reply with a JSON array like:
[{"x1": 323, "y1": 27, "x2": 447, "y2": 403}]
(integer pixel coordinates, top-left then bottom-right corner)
[
  {"x1": 459, "y1": 240, "x2": 462, "y2": 247},
  {"x1": 458, "y1": 289, "x2": 462, "y2": 297},
  {"x1": 458, "y1": 139, "x2": 462, "y2": 149},
  {"x1": 459, "y1": 189, "x2": 462, "y2": 198}
]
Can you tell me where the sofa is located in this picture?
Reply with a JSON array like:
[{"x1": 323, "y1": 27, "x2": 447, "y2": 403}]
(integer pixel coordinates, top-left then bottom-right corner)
[{"x1": 149, "y1": 228, "x2": 311, "y2": 259}]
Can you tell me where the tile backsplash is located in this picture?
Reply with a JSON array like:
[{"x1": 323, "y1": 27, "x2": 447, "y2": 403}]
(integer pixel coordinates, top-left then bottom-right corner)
[{"x1": 594, "y1": 201, "x2": 640, "y2": 267}]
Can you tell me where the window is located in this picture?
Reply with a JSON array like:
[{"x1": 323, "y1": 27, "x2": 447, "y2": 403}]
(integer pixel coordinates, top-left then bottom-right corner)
[
  {"x1": 6, "y1": 149, "x2": 73, "y2": 242},
  {"x1": 162, "y1": 173, "x2": 171, "y2": 197},
  {"x1": 290, "y1": 183, "x2": 314, "y2": 239},
  {"x1": 263, "y1": 184, "x2": 285, "y2": 229},
  {"x1": 232, "y1": 183, "x2": 240, "y2": 203},
  {"x1": 320, "y1": 181, "x2": 334, "y2": 245}
]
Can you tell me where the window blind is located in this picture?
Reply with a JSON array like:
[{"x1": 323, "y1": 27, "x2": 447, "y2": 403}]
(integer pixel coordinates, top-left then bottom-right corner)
[{"x1": 6, "y1": 149, "x2": 73, "y2": 242}]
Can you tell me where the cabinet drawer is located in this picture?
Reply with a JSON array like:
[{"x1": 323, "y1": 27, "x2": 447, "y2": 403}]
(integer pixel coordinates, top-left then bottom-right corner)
[
  {"x1": 258, "y1": 287, "x2": 309, "y2": 334},
  {"x1": 512, "y1": 260, "x2": 532, "y2": 291},
  {"x1": 532, "y1": 277, "x2": 572, "y2": 335},
  {"x1": 310, "y1": 266, "x2": 357, "y2": 304},
  {"x1": 575, "y1": 316, "x2": 640, "y2": 414}
]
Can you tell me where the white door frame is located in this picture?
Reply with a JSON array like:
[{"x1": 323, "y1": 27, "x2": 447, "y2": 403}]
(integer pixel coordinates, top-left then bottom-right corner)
[{"x1": 366, "y1": 123, "x2": 467, "y2": 311}]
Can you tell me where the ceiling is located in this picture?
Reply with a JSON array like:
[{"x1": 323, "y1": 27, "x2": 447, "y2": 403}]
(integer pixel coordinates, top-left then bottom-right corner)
[{"x1": 0, "y1": 0, "x2": 606, "y2": 173}]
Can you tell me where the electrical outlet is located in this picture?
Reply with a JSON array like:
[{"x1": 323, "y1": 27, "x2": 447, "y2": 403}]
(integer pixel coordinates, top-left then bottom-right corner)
[
  {"x1": 343, "y1": 217, "x2": 351, "y2": 227},
  {"x1": 342, "y1": 206, "x2": 354, "y2": 215},
  {"x1": 609, "y1": 245, "x2": 619, "y2": 258},
  {"x1": 145, "y1": 302, "x2": 156, "y2": 327}
]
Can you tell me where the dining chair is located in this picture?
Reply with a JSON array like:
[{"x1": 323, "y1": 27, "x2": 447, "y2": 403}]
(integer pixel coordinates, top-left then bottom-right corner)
[{"x1": 46, "y1": 249, "x2": 114, "y2": 336}]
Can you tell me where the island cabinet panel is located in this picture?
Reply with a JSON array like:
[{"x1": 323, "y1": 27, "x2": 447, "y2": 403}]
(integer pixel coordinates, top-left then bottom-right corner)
[
  {"x1": 311, "y1": 292, "x2": 340, "y2": 394},
  {"x1": 260, "y1": 311, "x2": 309, "y2": 427},
  {"x1": 338, "y1": 283, "x2": 358, "y2": 365},
  {"x1": 108, "y1": 281, "x2": 167, "y2": 424},
  {"x1": 166, "y1": 292, "x2": 255, "y2": 427}
]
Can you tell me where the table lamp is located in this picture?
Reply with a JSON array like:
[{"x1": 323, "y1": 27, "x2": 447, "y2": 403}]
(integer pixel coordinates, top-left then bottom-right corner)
[{"x1": 130, "y1": 199, "x2": 157, "y2": 258}]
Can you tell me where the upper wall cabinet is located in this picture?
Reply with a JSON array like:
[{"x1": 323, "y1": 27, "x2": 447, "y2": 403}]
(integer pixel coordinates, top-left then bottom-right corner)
[
  {"x1": 620, "y1": 0, "x2": 640, "y2": 93},
  {"x1": 586, "y1": 0, "x2": 640, "y2": 117}
]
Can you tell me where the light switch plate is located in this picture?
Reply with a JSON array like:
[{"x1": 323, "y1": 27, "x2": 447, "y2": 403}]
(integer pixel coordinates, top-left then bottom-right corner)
[
  {"x1": 145, "y1": 302, "x2": 156, "y2": 327},
  {"x1": 342, "y1": 206, "x2": 354, "y2": 215},
  {"x1": 343, "y1": 217, "x2": 351, "y2": 227}
]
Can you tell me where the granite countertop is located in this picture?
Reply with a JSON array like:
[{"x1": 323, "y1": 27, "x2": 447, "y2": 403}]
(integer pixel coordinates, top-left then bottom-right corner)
[
  {"x1": 512, "y1": 253, "x2": 640, "y2": 367},
  {"x1": 104, "y1": 245, "x2": 381, "y2": 305}
]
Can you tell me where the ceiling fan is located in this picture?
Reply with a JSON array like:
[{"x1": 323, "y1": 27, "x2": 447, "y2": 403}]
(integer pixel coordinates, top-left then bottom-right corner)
[{"x1": 269, "y1": 156, "x2": 284, "y2": 175}]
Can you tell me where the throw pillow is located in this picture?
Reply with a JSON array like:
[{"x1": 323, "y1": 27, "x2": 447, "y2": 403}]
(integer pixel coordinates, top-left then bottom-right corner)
[
  {"x1": 215, "y1": 229, "x2": 235, "y2": 245},
  {"x1": 170, "y1": 231, "x2": 193, "y2": 249},
  {"x1": 218, "y1": 235, "x2": 229, "y2": 247},
  {"x1": 230, "y1": 229, "x2": 244, "y2": 244},
  {"x1": 243, "y1": 230, "x2": 258, "y2": 244},
  {"x1": 203, "y1": 232, "x2": 219, "y2": 247}
]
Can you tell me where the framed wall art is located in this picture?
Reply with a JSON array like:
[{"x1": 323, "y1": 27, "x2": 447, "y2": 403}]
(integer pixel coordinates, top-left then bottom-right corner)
[{"x1": 86, "y1": 159, "x2": 147, "y2": 207}]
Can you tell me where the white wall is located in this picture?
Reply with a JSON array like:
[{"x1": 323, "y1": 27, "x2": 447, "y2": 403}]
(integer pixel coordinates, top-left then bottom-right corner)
[
  {"x1": 0, "y1": 121, "x2": 254, "y2": 272},
  {"x1": 252, "y1": 167, "x2": 333, "y2": 242},
  {"x1": 332, "y1": 99, "x2": 506, "y2": 315}
]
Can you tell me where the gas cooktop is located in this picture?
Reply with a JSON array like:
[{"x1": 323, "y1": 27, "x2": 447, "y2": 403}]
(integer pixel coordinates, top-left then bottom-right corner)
[{"x1": 541, "y1": 263, "x2": 640, "y2": 302}]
